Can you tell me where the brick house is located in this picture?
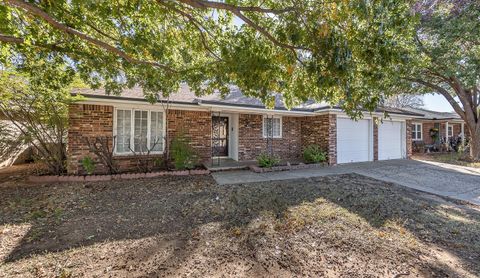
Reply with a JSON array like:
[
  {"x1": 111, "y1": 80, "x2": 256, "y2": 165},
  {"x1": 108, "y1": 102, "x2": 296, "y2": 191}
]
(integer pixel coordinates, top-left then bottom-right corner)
[
  {"x1": 67, "y1": 85, "x2": 422, "y2": 174},
  {"x1": 401, "y1": 107, "x2": 468, "y2": 152}
]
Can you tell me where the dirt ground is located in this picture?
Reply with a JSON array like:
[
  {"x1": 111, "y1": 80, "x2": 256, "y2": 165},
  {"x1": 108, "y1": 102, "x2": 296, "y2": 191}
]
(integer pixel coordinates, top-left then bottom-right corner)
[{"x1": 0, "y1": 167, "x2": 479, "y2": 277}]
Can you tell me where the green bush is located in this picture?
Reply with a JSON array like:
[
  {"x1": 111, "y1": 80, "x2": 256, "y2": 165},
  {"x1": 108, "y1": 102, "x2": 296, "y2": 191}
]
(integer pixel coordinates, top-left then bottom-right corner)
[
  {"x1": 171, "y1": 134, "x2": 198, "y2": 170},
  {"x1": 257, "y1": 153, "x2": 279, "y2": 168},
  {"x1": 303, "y1": 145, "x2": 327, "y2": 163},
  {"x1": 81, "y1": 156, "x2": 95, "y2": 175}
]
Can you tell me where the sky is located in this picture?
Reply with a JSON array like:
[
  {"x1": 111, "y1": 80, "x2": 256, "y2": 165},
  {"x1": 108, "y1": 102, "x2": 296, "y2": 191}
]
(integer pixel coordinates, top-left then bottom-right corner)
[{"x1": 422, "y1": 93, "x2": 455, "y2": 112}]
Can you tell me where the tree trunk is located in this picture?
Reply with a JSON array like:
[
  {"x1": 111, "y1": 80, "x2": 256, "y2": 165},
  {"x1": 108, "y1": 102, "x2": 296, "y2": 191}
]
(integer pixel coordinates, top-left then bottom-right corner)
[{"x1": 469, "y1": 127, "x2": 480, "y2": 161}]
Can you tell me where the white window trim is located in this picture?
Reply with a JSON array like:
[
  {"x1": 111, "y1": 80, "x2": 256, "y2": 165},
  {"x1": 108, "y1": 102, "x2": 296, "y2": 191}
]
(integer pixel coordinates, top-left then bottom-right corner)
[
  {"x1": 262, "y1": 115, "x2": 282, "y2": 139},
  {"x1": 412, "y1": 122, "x2": 423, "y2": 141},
  {"x1": 113, "y1": 107, "x2": 166, "y2": 156},
  {"x1": 448, "y1": 125, "x2": 453, "y2": 137}
]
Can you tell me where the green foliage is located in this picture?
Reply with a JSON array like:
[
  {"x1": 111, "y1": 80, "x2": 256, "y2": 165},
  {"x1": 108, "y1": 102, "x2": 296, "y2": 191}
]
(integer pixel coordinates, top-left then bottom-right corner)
[
  {"x1": 0, "y1": 0, "x2": 417, "y2": 117},
  {"x1": 153, "y1": 157, "x2": 164, "y2": 168},
  {"x1": 303, "y1": 145, "x2": 327, "y2": 163},
  {"x1": 411, "y1": 1, "x2": 480, "y2": 90},
  {"x1": 257, "y1": 153, "x2": 280, "y2": 168},
  {"x1": 171, "y1": 134, "x2": 198, "y2": 170},
  {"x1": 0, "y1": 65, "x2": 83, "y2": 174},
  {"x1": 81, "y1": 156, "x2": 95, "y2": 175},
  {"x1": 395, "y1": 1, "x2": 480, "y2": 159},
  {"x1": 429, "y1": 128, "x2": 439, "y2": 143}
]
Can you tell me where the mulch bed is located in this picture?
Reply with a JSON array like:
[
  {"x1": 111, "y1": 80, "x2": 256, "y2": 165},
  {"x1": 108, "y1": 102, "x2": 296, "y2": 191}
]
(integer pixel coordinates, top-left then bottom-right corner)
[
  {"x1": 1, "y1": 172, "x2": 479, "y2": 277},
  {"x1": 27, "y1": 169, "x2": 210, "y2": 183},
  {"x1": 249, "y1": 162, "x2": 326, "y2": 173}
]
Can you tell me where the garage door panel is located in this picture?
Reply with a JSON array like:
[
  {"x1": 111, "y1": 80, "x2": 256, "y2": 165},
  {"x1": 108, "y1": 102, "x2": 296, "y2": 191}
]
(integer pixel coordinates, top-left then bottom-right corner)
[
  {"x1": 378, "y1": 121, "x2": 403, "y2": 160},
  {"x1": 337, "y1": 118, "x2": 371, "y2": 164}
]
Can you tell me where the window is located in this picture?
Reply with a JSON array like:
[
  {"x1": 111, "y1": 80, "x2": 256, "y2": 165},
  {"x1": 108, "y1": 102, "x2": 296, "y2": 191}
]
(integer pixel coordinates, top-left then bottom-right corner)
[
  {"x1": 263, "y1": 116, "x2": 282, "y2": 138},
  {"x1": 412, "y1": 123, "x2": 422, "y2": 141},
  {"x1": 116, "y1": 109, "x2": 131, "y2": 153},
  {"x1": 115, "y1": 108, "x2": 164, "y2": 154},
  {"x1": 448, "y1": 125, "x2": 453, "y2": 137},
  {"x1": 150, "y1": 111, "x2": 164, "y2": 151}
]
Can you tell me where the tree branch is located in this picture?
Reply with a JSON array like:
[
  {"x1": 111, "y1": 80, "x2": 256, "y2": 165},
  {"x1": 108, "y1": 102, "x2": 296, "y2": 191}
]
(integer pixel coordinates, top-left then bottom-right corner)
[
  {"x1": 174, "y1": 0, "x2": 308, "y2": 53},
  {"x1": 157, "y1": 1, "x2": 223, "y2": 61},
  {"x1": 406, "y1": 77, "x2": 466, "y2": 119},
  {"x1": 4, "y1": 0, "x2": 177, "y2": 72},
  {"x1": 174, "y1": 0, "x2": 295, "y2": 14},
  {"x1": 0, "y1": 34, "x2": 24, "y2": 44},
  {"x1": 449, "y1": 76, "x2": 477, "y2": 122}
]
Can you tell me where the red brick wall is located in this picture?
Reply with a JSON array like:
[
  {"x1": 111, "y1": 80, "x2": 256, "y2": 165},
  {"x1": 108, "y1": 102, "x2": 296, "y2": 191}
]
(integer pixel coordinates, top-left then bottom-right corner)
[
  {"x1": 167, "y1": 109, "x2": 212, "y2": 161},
  {"x1": 373, "y1": 118, "x2": 379, "y2": 161},
  {"x1": 237, "y1": 114, "x2": 303, "y2": 161},
  {"x1": 67, "y1": 104, "x2": 212, "y2": 174},
  {"x1": 67, "y1": 104, "x2": 114, "y2": 174},
  {"x1": 413, "y1": 121, "x2": 465, "y2": 146},
  {"x1": 406, "y1": 120, "x2": 412, "y2": 158},
  {"x1": 301, "y1": 114, "x2": 337, "y2": 165}
]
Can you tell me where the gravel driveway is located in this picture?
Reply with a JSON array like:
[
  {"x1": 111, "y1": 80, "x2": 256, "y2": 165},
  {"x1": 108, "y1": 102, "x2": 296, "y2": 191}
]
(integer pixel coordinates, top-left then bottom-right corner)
[{"x1": 213, "y1": 159, "x2": 480, "y2": 205}]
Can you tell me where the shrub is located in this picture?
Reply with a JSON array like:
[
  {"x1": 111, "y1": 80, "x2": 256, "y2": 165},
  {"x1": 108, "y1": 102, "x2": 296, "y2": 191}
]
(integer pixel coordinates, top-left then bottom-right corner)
[
  {"x1": 303, "y1": 145, "x2": 327, "y2": 163},
  {"x1": 0, "y1": 70, "x2": 82, "y2": 175},
  {"x1": 85, "y1": 136, "x2": 118, "y2": 174},
  {"x1": 81, "y1": 156, "x2": 95, "y2": 175},
  {"x1": 257, "y1": 153, "x2": 279, "y2": 168},
  {"x1": 171, "y1": 134, "x2": 198, "y2": 170}
]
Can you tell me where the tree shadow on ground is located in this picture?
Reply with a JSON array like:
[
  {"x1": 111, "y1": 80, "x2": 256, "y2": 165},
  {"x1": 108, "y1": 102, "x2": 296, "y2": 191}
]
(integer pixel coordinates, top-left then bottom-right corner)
[{"x1": 0, "y1": 173, "x2": 479, "y2": 276}]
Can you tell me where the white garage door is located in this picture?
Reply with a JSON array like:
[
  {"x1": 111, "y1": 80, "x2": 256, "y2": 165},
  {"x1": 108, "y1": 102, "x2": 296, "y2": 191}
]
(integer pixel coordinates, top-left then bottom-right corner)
[
  {"x1": 378, "y1": 121, "x2": 404, "y2": 160},
  {"x1": 337, "y1": 118, "x2": 372, "y2": 164}
]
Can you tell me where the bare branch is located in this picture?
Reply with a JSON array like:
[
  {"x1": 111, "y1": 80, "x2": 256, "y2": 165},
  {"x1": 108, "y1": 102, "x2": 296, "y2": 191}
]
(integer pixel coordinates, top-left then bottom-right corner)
[{"x1": 85, "y1": 136, "x2": 118, "y2": 174}]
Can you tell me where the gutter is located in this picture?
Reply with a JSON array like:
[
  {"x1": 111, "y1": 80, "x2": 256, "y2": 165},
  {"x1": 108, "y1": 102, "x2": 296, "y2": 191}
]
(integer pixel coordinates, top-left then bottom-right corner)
[
  {"x1": 314, "y1": 107, "x2": 424, "y2": 118},
  {"x1": 197, "y1": 100, "x2": 316, "y2": 116},
  {"x1": 73, "y1": 93, "x2": 423, "y2": 118},
  {"x1": 72, "y1": 93, "x2": 200, "y2": 107}
]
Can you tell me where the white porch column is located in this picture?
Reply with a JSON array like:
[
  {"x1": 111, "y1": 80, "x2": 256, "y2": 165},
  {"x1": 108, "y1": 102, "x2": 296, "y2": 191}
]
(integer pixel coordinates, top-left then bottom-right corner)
[
  {"x1": 445, "y1": 122, "x2": 449, "y2": 143},
  {"x1": 461, "y1": 122, "x2": 465, "y2": 145}
]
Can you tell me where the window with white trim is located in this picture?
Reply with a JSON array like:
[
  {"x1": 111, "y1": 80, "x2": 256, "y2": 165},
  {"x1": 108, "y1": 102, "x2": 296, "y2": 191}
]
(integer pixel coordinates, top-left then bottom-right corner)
[
  {"x1": 448, "y1": 125, "x2": 453, "y2": 137},
  {"x1": 115, "y1": 109, "x2": 164, "y2": 154},
  {"x1": 412, "y1": 123, "x2": 422, "y2": 141},
  {"x1": 263, "y1": 116, "x2": 282, "y2": 138}
]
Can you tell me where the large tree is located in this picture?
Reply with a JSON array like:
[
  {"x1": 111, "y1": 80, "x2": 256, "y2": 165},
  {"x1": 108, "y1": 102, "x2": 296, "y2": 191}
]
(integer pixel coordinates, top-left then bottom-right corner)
[
  {"x1": 0, "y1": 0, "x2": 416, "y2": 118},
  {"x1": 403, "y1": 0, "x2": 480, "y2": 159}
]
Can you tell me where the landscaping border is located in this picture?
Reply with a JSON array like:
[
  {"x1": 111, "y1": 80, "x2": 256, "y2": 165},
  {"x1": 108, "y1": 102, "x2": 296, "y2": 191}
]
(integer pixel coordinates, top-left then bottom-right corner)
[
  {"x1": 249, "y1": 163, "x2": 325, "y2": 173},
  {"x1": 28, "y1": 169, "x2": 210, "y2": 183}
]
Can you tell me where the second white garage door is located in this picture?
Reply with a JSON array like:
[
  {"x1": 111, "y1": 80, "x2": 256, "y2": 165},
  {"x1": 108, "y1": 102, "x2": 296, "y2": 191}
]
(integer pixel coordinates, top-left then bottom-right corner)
[
  {"x1": 337, "y1": 118, "x2": 372, "y2": 164},
  {"x1": 378, "y1": 121, "x2": 404, "y2": 160}
]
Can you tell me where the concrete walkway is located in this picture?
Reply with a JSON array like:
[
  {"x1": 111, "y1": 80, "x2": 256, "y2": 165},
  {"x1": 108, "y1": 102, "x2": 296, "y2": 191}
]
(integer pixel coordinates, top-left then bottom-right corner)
[{"x1": 212, "y1": 159, "x2": 480, "y2": 205}]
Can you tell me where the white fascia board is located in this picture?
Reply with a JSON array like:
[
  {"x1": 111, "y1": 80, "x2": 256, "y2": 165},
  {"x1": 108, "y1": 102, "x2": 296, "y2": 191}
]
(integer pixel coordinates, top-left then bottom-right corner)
[
  {"x1": 415, "y1": 119, "x2": 464, "y2": 123},
  {"x1": 322, "y1": 109, "x2": 416, "y2": 120},
  {"x1": 78, "y1": 98, "x2": 208, "y2": 111},
  {"x1": 198, "y1": 102, "x2": 315, "y2": 116}
]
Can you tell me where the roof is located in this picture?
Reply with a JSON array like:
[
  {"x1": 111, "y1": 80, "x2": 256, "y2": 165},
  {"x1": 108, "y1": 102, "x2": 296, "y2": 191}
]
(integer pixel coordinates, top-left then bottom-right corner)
[
  {"x1": 400, "y1": 107, "x2": 462, "y2": 120},
  {"x1": 72, "y1": 85, "x2": 422, "y2": 116}
]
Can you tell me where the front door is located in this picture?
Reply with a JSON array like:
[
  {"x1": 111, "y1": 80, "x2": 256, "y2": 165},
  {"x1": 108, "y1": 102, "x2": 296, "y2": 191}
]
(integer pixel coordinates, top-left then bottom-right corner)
[{"x1": 212, "y1": 116, "x2": 229, "y2": 157}]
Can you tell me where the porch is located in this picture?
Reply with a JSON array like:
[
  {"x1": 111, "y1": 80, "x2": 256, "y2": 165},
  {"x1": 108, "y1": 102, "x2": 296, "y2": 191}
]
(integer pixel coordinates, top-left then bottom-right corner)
[{"x1": 203, "y1": 158, "x2": 256, "y2": 172}]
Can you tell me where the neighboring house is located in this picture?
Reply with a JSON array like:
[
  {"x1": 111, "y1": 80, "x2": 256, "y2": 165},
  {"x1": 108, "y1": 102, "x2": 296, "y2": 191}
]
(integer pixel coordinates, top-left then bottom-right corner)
[
  {"x1": 402, "y1": 107, "x2": 468, "y2": 152},
  {"x1": 67, "y1": 85, "x2": 422, "y2": 174},
  {"x1": 0, "y1": 120, "x2": 33, "y2": 168}
]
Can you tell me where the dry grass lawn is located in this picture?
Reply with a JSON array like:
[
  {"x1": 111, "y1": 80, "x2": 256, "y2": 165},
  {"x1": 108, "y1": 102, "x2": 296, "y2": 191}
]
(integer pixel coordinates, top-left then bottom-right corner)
[
  {"x1": 0, "y1": 167, "x2": 479, "y2": 277},
  {"x1": 413, "y1": 153, "x2": 480, "y2": 168}
]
